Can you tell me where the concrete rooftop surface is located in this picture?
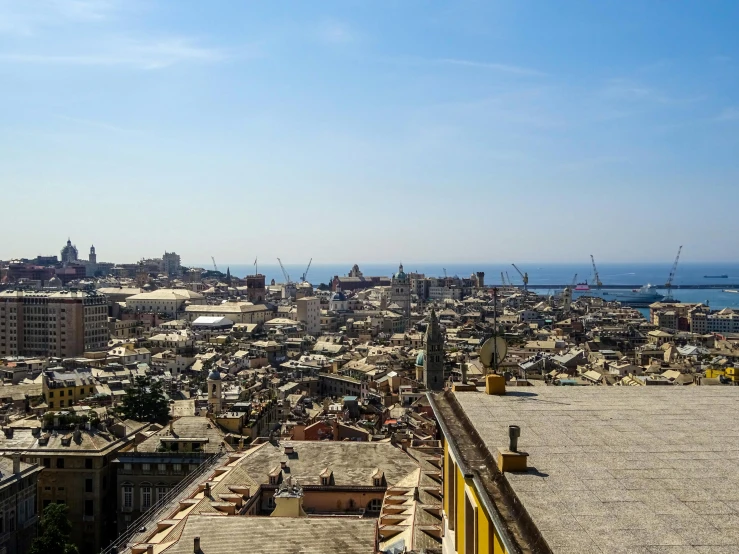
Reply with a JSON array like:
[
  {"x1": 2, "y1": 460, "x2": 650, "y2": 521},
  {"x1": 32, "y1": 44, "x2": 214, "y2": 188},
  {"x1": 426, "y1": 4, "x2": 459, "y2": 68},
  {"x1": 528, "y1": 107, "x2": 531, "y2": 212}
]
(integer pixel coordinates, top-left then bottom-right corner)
[{"x1": 455, "y1": 387, "x2": 739, "y2": 554}]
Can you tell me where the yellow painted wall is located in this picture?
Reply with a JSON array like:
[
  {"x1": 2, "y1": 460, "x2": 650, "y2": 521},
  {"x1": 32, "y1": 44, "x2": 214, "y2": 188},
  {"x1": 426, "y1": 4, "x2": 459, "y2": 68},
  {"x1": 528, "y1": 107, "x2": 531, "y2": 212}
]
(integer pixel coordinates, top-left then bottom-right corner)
[{"x1": 446, "y1": 440, "x2": 508, "y2": 554}]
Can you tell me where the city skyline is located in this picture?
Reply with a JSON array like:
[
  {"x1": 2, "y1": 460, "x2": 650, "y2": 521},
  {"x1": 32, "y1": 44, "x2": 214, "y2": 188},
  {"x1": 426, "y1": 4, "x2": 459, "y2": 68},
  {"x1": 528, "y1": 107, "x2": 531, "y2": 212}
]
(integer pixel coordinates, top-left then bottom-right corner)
[{"x1": 1, "y1": 1, "x2": 737, "y2": 262}]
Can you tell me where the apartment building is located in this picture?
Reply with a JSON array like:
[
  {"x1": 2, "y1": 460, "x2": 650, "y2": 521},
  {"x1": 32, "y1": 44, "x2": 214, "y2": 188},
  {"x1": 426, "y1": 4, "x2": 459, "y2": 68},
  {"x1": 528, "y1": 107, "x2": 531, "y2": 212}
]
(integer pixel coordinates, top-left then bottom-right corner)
[
  {"x1": 296, "y1": 297, "x2": 321, "y2": 336},
  {"x1": 113, "y1": 417, "x2": 227, "y2": 534},
  {"x1": 0, "y1": 290, "x2": 108, "y2": 358},
  {"x1": 0, "y1": 456, "x2": 43, "y2": 554},
  {"x1": 1, "y1": 421, "x2": 149, "y2": 554}
]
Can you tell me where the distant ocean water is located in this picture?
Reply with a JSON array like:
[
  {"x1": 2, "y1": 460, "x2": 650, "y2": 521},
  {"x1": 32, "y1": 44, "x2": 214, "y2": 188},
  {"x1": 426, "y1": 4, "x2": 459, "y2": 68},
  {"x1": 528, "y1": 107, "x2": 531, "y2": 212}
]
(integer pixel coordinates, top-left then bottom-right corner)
[{"x1": 213, "y1": 262, "x2": 739, "y2": 311}]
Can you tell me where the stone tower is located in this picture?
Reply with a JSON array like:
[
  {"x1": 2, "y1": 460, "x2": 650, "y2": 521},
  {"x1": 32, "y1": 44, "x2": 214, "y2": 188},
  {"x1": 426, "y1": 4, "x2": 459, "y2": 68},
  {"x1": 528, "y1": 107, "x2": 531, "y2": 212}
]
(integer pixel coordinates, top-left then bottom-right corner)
[
  {"x1": 390, "y1": 263, "x2": 411, "y2": 319},
  {"x1": 423, "y1": 308, "x2": 445, "y2": 391},
  {"x1": 89, "y1": 245, "x2": 97, "y2": 264},
  {"x1": 207, "y1": 369, "x2": 222, "y2": 414}
]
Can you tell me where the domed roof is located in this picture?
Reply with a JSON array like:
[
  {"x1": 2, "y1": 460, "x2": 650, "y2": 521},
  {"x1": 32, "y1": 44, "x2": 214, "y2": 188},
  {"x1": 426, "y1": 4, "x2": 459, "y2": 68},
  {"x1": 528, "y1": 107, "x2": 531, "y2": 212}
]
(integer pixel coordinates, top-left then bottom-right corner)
[
  {"x1": 415, "y1": 351, "x2": 425, "y2": 366},
  {"x1": 207, "y1": 369, "x2": 221, "y2": 381},
  {"x1": 394, "y1": 263, "x2": 407, "y2": 281},
  {"x1": 330, "y1": 291, "x2": 346, "y2": 302}
]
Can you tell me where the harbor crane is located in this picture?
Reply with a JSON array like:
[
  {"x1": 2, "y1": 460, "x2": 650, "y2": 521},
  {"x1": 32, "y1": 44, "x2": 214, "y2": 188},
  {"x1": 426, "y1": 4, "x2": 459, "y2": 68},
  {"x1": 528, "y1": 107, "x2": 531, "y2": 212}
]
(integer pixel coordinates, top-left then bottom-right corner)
[
  {"x1": 506, "y1": 271, "x2": 513, "y2": 287},
  {"x1": 300, "y1": 258, "x2": 313, "y2": 283},
  {"x1": 501, "y1": 272, "x2": 506, "y2": 287},
  {"x1": 277, "y1": 258, "x2": 291, "y2": 284},
  {"x1": 211, "y1": 257, "x2": 218, "y2": 272},
  {"x1": 511, "y1": 264, "x2": 529, "y2": 295},
  {"x1": 570, "y1": 273, "x2": 578, "y2": 288},
  {"x1": 590, "y1": 255, "x2": 602, "y2": 289},
  {"x1": 665, "y1": 245, "x2": 683, "y2": 299}
]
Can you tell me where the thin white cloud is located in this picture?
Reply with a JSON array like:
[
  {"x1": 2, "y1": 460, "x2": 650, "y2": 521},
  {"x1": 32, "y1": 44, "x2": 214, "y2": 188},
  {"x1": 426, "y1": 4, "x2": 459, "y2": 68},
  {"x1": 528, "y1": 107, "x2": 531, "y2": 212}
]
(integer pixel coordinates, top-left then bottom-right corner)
[
  {"x1": 57, "y1": 114, "x2": 138, "y2": 133},
  {"x1": 0, "y1": 0, "x2": 121, "y2": 35},
  {"x1": 436, "y1": 58, "x2": 547, "y2": 77},
  {"x1": 715, "y1": 107, "x2": 739, "y2": 121},
  {"x1": 0, "y1": 37, "x2": 228, "y2": 69}
]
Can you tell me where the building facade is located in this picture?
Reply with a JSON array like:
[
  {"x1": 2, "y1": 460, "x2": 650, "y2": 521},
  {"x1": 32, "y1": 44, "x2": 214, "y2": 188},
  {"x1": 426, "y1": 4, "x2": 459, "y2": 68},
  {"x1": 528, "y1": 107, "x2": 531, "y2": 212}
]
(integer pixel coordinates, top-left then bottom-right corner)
[
  {"x1": 389, "y1": 264, "x2": 411, "y2": 318},
  {"x1": 162, "y1": 252, "x2": 181, "y2": 277},
  {"x1": 2, "y1": 421, "x2": 149, "y2": 554},
  {"x1": 113, "y1": 416, "x2": 227, "y2": 534},
  {"x1": 424, "y1": 309, "x2": 445, "y2": 391},
  {"x1": 246, "y1": 274, "x2": 266, "y2": 303},
  {"x1": 0, "y1": 290, "x2": 109, "y2": 358},
  {"x1": 0, "y1": 456, "x2": 43, "y2": 554},
  {"x1": 296, "y1": 297, "x2": 321, "y2": 336}
]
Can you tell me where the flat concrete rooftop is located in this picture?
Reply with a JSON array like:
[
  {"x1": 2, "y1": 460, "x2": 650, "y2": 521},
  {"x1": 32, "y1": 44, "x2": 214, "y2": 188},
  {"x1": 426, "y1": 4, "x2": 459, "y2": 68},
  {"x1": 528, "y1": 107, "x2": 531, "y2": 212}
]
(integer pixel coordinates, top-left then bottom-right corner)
[{"x1": 455, "y1": 387, "x2": 739, "y2": 554}]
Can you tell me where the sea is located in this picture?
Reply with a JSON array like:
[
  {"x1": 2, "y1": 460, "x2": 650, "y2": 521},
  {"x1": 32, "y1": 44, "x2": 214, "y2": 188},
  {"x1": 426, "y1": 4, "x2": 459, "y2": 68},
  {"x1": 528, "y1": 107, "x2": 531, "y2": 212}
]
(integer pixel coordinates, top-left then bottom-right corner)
[{"x1": 216, "y1": 262, "x2": 739, "y2": 316}]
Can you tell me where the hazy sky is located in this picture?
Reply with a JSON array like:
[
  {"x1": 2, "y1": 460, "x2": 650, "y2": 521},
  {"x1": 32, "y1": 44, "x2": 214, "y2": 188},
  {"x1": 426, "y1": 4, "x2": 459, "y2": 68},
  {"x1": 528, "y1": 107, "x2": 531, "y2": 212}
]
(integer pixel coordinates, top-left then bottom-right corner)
[{"x1": 1, "y1": 1, "x2": 737, "y2": 265}]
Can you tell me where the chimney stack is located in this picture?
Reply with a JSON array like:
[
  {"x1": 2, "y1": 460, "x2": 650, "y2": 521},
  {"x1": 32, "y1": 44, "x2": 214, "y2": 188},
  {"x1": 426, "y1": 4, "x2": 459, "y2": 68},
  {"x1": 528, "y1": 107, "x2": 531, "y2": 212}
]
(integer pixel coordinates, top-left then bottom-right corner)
[
  {"x1": 194, "y1": 537, "x2": 201, "y2": 552},
  {"x1": 12, "y1": 454, "x2": 20, "y2": 474}
]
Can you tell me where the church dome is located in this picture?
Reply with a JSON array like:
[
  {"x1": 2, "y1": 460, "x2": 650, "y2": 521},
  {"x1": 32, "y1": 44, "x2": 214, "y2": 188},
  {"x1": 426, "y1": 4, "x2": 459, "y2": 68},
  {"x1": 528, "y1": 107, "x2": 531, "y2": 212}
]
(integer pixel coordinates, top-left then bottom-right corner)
[
  {"x1": 415, "y1": 351, "x2": 425, "y2": 366},
  {"x1": 207, "y1": 369, "x2": 221, "y2": 381},
  {"x1": 330, "y1": 291, "x2": 346, "y2": 302},
  {"x1": 394, "y1": 263, "x2": 407, "y2": 281}
]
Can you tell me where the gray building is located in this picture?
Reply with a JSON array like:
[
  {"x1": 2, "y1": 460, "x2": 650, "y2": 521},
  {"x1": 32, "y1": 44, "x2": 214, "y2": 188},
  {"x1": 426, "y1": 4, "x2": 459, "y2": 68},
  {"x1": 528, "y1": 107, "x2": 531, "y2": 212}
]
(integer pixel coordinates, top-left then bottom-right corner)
[{"x1": 113, "y1": 416, "x2": 228, "y2": 534}]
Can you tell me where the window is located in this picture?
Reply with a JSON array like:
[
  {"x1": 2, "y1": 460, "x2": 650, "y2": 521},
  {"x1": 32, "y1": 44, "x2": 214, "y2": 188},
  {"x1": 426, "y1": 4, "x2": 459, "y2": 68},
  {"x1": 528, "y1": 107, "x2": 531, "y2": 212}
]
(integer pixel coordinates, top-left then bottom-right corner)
[
  {"x1": 156, "y1": 486, "x2": 167, "y2": 503},
  {"x1": 56, "y1": 458, "x2": 64, "y2": 469},
  {"x1": 122, "y1": 485, "x2": 133, "y2": 509},
  {"x1": 141, "y1": 485, "x2": 151, "y2": 510},
  {"x1": 123, "y1": 463, "x2": 132, "y2": 471},
  {"x1": 173, "y1": 463, "x2": 182, "y2": 473},
  {"x1": 321, "y1": 477, "x2": 329, "y2": 486},
  {"x1": 266, "y1": 496, "x2": 276, "y2": 509},
  {"x1": 49, "y1": 391, "x2": 54, "y2": 398},
  {"x1": 373, "y1": 478, "x2": 382, "y2": 487},
  {"x1": 85, "y1": 479, "x2": 93, "y2": 493},
  {"x1": 367, "y1": 499, "x2": 382, "y2": 513},
  {"x1": 60, "y1": 390, "x2": 64, "y2": 396},
  {"x1": 43, "y1": 458, "x2": 51, "y2": 468},
  {"x1": 158, "y1": 464, "x2": 166, "y2": 472},
  {"x1": 142, "y1": 463, "x2": 151, "y2": 472},
  {"x1": 85, "y1": 458, "x2": 93, "y2": 469},
  {"x1": 84, "y1": 500, "x2": 93, "y2": 517},
  {"x1": 49, "y1": 402, "x2": 54, "y2": 409}
]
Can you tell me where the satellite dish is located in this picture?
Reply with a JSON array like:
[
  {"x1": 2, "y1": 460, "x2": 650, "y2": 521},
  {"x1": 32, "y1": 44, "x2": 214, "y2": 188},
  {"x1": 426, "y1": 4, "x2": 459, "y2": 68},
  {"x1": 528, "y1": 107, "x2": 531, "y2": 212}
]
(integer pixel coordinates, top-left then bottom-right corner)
[{"x1": 480, "y1": 336, "x2": 507, "y2": 369}]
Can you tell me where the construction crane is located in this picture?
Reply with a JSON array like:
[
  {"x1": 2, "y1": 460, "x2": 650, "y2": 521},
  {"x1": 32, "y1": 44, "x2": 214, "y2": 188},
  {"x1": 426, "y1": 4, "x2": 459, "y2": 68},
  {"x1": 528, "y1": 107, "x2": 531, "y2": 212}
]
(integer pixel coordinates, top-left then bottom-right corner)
[
  {"x1": 211, "y1": 257, "x2": 218, "y2": 272},
  {"x1": 506, "y1": 271, "x2": 513, "y2": 287},
  {"x1": 276, "y1": 258, "x2": 291, "y2": 284},
  {"x1": 500, "y1": 272, "x2": 506, "y2": 287},
  {"x1": 301, "y1": 258, "x2": 313, "y2": 283},
  {"x1": 590, "y1": 254, "x2": 602, "y2": 289},
  {"x1": 511, "y1": 264, "x2": 528, "y2": 295},
  {"x1": 570, "y1": 273, "x2": 578, "y2": 288},
  {"x1": 664, "y1": 245, "x2": 683, "y2": 299}
]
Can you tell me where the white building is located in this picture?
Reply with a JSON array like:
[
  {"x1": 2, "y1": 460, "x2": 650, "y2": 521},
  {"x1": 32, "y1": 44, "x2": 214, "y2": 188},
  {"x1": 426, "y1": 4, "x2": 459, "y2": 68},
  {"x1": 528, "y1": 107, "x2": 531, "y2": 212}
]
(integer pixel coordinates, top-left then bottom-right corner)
[
  {"x1": 125, "y1": 289, "x2": 205, "y2": 316},
  {"x1": 296, "y1": 296, "x2": 321, "y2": 336}
]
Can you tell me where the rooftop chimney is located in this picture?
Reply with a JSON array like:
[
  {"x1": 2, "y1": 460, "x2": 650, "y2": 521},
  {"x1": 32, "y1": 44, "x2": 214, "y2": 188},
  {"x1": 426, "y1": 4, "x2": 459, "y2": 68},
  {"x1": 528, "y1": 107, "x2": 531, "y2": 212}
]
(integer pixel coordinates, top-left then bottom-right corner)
[
  {"x1": 12, "y1": 454, "x2": 20, "y2": 474},
  {"x1": 508, "y1": 425, "x2": 520, "y2": 452},
  {"x1": 194, "y1": 537, "x2": 201, "y2": 553}
]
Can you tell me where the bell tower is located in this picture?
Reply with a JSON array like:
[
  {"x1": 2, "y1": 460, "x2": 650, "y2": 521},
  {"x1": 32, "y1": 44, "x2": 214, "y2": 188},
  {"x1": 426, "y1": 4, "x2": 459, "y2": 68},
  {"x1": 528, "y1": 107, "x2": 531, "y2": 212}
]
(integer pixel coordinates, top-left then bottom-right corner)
[
  {"x1": 207, "y1": 369, "x2": 222, "y2": 414},
  {"x1": 423, "y1": 308, "x2": 445, "y2": 391}
]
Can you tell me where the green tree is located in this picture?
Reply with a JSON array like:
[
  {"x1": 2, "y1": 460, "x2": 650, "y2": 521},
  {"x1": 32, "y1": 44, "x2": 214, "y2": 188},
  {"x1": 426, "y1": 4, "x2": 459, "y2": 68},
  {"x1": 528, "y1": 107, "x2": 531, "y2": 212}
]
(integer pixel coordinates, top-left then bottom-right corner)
[
  {"x1": 29, "y1": 503, "x2": 79, "y2": 554},
  {"x1": 118, "y1": 376, "x2": 169, "y2": 423}
]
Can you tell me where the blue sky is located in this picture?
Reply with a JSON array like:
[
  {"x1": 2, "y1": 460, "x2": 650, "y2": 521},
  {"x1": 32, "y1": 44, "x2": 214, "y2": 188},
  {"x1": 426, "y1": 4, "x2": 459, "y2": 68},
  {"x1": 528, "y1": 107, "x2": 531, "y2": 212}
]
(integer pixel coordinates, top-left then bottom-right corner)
[{"x1": 1, "y1": 0, "x2": 737, "y2": 265}]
